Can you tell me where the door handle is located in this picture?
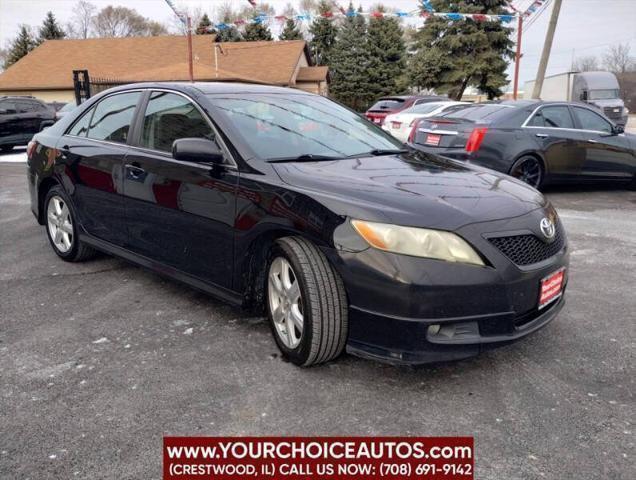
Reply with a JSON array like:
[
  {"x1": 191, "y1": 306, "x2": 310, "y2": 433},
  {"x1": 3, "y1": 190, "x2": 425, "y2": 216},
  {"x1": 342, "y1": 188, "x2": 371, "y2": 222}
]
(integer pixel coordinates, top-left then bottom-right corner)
[
  {"x1": 535, "y1": 133, "x2": 548, "y2": 138},
  {"x1": 587, "y1": 139, "x2": 599, "y2": 144},
  {"x1": 125, "y1": 163, "x2": 145, "y2": 178}
]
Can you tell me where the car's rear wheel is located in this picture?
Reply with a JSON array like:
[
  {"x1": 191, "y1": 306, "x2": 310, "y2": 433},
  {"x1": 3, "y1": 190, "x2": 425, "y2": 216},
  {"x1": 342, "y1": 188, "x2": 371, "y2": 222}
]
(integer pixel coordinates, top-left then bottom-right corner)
[
  {"x1": 44, "y1": 186, "x2": 96, "y2": 262},
  {"x1": 510, "y1": 155, "x2": 543, "y2": 189},
  {"x1": 266, "y1": 237, "x2": 348, "y2": 366}
]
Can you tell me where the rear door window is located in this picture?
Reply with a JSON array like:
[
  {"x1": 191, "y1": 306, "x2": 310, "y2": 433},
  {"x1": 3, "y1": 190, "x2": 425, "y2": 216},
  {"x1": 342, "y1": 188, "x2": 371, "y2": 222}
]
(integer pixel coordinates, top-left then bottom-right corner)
[
  {"x1": 86, "y1": 92, "x2": 141, "y2": 144},
  {"x1": 68, "y1": 107, "x2": 94, "y2": 137},
  {"x1": 140, "y1": 91, "x2": 215, "y2": 153},
  {"x1": 572, "y1": 107, "x2": 612, "y2": 134},
  {"x1": 528, "y1": 106, "x2": 574, "y2": 129}
]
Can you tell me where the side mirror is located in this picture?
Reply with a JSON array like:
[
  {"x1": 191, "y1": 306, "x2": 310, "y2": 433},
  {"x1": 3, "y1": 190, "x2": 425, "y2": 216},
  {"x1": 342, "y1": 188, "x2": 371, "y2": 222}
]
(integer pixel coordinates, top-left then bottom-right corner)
[
  {"x1": 613, "y1": 124, "x2": 624, "y2": 135},
  {"x1": 172, "y1": 138, "x2": 224, "y2": 164},
  {"x1": 580, "y1": 91, "x2": 588, "y2": 101}
]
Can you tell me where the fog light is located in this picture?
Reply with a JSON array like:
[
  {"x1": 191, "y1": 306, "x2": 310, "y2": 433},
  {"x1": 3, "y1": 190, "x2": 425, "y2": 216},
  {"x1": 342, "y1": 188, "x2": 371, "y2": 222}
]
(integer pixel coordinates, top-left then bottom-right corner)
[{"x1": 428, "y1": 324, "x2": 441, "y2": 335}]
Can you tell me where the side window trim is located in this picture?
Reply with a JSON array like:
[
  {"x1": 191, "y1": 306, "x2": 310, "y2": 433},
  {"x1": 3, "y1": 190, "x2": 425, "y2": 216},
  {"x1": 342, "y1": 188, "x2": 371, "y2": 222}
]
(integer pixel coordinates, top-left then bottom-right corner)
[
  {"x1": 523, "y1": 104, "x2": 576, "y2": 130},
  {"x1": 130, "y1": 89, "x2": 237, "y2": 168},
  {"x1": 64, "y1": 90, "x2": 144, "y2": 143}
]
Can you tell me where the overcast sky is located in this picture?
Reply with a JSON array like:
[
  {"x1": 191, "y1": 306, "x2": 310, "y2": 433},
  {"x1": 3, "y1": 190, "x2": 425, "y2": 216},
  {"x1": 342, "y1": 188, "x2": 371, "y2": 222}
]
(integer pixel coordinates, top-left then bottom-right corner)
[{"x1": 1, "y1": 0, "x2": 634, "y2": 88}]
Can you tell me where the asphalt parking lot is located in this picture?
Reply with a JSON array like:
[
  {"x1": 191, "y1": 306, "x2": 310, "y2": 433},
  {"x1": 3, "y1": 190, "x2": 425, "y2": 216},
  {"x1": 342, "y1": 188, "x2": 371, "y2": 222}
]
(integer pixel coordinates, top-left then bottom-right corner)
[{"x1": 0, "y1": 158, "x2": 634, "y2": 479}]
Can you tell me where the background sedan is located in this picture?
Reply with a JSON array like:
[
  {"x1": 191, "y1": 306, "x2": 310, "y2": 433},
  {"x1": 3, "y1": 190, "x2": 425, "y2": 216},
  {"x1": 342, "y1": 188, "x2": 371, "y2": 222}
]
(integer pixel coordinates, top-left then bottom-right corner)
[
  {"x1": 382, "y1": 100, "x2": 469, "y2": 142},
  {"x1": 408, "y1": 100, "x2": 636, "y2": 189}
]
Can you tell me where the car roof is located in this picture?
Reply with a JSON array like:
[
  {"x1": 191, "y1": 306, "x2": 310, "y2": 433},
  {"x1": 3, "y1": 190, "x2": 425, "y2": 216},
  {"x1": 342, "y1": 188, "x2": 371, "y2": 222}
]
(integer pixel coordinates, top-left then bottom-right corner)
[{"x1": 102, "y1": 81, "x2": 313, "y2": 96}]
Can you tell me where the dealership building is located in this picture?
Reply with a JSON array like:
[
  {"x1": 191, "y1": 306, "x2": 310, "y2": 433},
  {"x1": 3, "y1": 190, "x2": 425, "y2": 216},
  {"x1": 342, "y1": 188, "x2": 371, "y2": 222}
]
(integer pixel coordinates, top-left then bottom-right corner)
[{"x1": 0, "y1": 36, "x2": 329, "y2": 102}]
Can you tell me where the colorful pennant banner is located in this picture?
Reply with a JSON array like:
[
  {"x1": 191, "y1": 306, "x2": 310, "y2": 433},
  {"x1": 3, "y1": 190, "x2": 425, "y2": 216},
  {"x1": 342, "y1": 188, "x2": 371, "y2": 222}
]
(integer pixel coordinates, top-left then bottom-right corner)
[{"x1": 210, "y1": 10, "x2": 518, "y2": 30}]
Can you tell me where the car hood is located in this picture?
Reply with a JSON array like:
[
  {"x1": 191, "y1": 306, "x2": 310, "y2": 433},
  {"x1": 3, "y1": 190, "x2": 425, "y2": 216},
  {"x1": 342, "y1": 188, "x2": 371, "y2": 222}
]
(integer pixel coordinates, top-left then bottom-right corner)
[{"x1": 272, "y1": 152, "x2": 546, "y2": 231}]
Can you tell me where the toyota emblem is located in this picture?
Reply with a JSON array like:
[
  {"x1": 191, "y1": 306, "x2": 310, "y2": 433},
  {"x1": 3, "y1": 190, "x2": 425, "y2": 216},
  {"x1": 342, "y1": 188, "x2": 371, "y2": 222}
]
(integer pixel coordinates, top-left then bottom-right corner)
[{"x1": 540, "y1": 217, "x2": 556, "y2": 240}]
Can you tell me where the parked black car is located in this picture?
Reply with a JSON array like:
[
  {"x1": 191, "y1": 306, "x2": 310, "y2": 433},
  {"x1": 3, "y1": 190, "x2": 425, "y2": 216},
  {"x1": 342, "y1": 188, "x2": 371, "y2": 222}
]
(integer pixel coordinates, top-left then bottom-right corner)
[
  {"x1": 27, "y1": 83, "x2": 569, "y2": 366},
  {"x1": 0, "y1": 95, "x2": 56, "y2": 152},
  {"x1": 408, "y1": 100, "x2": 636, "y2": 189}
]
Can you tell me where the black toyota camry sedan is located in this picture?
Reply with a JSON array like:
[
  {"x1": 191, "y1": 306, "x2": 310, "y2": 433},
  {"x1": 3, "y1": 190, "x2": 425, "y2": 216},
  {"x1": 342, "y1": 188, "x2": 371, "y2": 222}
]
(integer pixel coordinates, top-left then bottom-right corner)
[
  {"x1": 27, "y1": 83, "x2": 569, "y2": 366},
  {"x1": 408, "y1": 100, "x2": 636, "y2": 189}
]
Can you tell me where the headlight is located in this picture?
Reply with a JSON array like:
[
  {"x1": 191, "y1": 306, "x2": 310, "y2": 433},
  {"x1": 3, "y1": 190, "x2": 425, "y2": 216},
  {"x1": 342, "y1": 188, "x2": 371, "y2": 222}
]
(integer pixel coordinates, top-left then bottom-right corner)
[{"x1": 351, "y1": 220, "x2": 485, "y2": 266}]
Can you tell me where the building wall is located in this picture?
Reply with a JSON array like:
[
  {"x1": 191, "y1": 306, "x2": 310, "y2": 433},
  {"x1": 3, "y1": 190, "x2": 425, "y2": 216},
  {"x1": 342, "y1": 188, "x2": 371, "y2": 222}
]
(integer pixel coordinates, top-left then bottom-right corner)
[
  {"x1": 0, "y1": 90, "x2": 75, "y2": 103},
  {"x1": 295, "y1": 81, "x2": 328, "y2": 96}
]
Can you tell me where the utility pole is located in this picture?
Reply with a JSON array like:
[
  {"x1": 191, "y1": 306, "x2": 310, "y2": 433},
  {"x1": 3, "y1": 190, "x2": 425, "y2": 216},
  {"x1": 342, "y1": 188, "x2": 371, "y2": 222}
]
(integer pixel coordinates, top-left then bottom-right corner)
[
  {"x1": 512, "y1": 14, "x2": 523, "y2": 100},
  {"x1": 532, "y1": 0, "x2": 563, "y2": 99},
  {"x1": 187, "y1": 16, "x2": 194, "y2": 82}
]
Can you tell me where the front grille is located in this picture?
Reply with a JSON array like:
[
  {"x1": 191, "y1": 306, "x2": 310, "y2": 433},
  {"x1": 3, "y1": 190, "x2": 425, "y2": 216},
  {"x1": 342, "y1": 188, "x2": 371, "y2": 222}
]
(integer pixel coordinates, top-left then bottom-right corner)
[
  {"x1": 489, "y1": 224, "x2": 565, "y2": 266},
  {"x1": 603, "y1": 106, "x2": 622, "y2": 120}
]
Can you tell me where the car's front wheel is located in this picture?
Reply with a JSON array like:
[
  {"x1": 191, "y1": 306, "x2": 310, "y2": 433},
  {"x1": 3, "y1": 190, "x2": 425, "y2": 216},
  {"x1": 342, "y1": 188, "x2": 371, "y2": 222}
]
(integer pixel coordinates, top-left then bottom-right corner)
[
  {"x1": 266, "y1": 237, "x2": 348, "y2": 366},
  {"x1": 44, "y1": 186, "x2": 96, "y2": 262},
  {"x1": 510, "y1": 155, "x2": 544, "y2": 189}
]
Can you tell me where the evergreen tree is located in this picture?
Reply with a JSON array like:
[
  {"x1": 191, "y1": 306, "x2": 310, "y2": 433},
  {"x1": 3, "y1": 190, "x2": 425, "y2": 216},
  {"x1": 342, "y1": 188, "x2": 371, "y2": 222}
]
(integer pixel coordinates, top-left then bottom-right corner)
[
  {"x1": 407, "y1": 0, "x2": 514, "y2": 100},
  {"x1": 3, "y1": 25, "x2": 36, "y2": 69},
  {"x1": 279, "y1": 19, "x2": 303, "y2": 41},
  {"x1": 309, "y1": 0, "x2": 338, "y2": 65},
  {"x1": 38, "y1": 11, "x2": 66, "y2": 44},
  {"x1": 243, "y1": 19, "x2": 273, "y2": 41},
  {"x1": 329, "y1": 4, "x2": 370, "y2": 110},
  {"x1": 366, "y1": 7, "x2": 406, "y2": 99},
  {"x1": 215, "y1": 15, "x2": 243, "y2": 42},
  {"x1": 196, "y1": 13, "x2": 215, "y2": 35}
]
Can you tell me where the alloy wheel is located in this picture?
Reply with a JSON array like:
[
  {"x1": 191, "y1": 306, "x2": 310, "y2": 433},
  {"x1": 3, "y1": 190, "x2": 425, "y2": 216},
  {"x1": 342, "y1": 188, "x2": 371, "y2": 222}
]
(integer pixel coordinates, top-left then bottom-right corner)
[
  {"x1": 47, "y1": 195, "x2": 74, "y2": 253},
  {"x1": 268, "y1": 257, "x2": 304, "y2": 349},
  {"x1": 511, "y1": 157, "x2": 542, "y2": 188}
]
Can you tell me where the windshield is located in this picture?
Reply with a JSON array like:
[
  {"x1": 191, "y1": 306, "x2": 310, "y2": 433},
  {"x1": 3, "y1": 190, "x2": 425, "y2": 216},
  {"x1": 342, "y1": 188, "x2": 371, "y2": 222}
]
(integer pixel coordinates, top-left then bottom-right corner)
[
  {"x1": 208, "y1": 94, "x2": 403, "y2": 160},
  {"x1": 588, "y1": 89, "x2": 620, "y2": 100}
]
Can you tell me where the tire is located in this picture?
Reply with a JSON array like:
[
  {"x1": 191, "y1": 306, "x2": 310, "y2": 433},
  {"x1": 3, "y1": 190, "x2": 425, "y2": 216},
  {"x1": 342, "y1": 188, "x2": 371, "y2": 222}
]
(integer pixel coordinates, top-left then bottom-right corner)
[
  {"x1": 44, "y1": 185, "x2": 97, "y2": 262},
  {"x1": 266, "y1": 237, "x2": 348, "y2": 367},
  {"x1": 509, "y1": 155, "x2": 544, "y2": 189}
]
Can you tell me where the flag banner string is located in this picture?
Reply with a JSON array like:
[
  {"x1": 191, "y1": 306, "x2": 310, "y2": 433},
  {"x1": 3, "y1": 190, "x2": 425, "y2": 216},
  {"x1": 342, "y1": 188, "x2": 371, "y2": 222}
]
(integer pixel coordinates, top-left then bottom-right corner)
[
  {"x1": 167, "y1": 0, "x2": 549, "y2": 31},
  {"x1": 209, "y1": 10, "x2": 520, "y2": 31}
]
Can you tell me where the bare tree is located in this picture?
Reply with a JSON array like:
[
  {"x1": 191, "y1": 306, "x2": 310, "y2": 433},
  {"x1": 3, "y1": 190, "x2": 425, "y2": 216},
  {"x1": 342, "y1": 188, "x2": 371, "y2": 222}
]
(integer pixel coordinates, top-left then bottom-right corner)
[
  {"x1": 603, "y1": 43, "x2": 635, "y2": 74},
  {"x1": 572, "y1": 55, "x2": 599, "y2": 72},
  {"x1": 0, "y1": 47, "x2": 8, "y2": 71},
  {"x1": 299, "y1": 0, "x2": 318, "y2": 13},
  {"x1": 92, "y1": 6, "x2": 168, "y2": 37},
  {"x1": 66, "y1": 0, "x2": 96, "y2": 39},
  {"x1": 167, "y1": 5, "x2": 204, "y2": 35}
]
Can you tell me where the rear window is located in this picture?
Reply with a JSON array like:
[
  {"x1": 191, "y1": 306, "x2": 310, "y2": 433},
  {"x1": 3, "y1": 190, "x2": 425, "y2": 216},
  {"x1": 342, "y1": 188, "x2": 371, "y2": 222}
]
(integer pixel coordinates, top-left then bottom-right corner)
[
  {"x1": 368, "y1": 98, "x2": 405, "y2": 111},
  {"x1": 441, "y1": 104, "x2": 512, "y2": 122},
  {"x1": 404, "y1": 103, "x2": 445, "y2": 115}
]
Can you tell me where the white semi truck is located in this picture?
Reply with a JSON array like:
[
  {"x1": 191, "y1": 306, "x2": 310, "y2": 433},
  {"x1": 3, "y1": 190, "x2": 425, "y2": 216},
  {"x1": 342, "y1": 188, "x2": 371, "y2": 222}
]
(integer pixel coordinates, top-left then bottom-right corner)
[{"x1": 524, "y1": 71, "x2": 628, "y2": 126}]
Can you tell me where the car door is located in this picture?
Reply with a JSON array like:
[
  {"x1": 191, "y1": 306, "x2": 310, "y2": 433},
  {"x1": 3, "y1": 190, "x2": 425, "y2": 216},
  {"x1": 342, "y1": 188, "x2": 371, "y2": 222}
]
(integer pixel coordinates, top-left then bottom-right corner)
[
  {"x1": 570, "y1": 105, "x2": 635, "y2": 179},
  {"x1": 59, "y1": 90, "x2": 142, "y2": 246},
  {"x1": 523, "y1": 104, "x2": 587, "y2": 179},
  {"x1": 122, "y1": 90, "x2": 238, "y2": 290}
]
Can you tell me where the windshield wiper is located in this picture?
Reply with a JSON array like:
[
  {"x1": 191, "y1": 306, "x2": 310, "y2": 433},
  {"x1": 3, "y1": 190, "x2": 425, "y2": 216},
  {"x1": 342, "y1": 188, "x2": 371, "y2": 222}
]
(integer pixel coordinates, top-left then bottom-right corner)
[
  {"x1": 346, "y1": 148, "x2": 409, "y2": 158},
  {"x1": 368, "y1": 148, "x2": 409, "y2": 156},
  {"x1": 267, "y1": 154, "x2": 341, "y2": 163}
]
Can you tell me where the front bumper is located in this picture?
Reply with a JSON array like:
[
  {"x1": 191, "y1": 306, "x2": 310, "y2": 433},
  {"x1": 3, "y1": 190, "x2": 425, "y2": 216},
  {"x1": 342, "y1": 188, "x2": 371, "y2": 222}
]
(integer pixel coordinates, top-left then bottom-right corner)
[
  {"x1": 326, "y1": 211, "x2": 569, "y2": 365},
  {"x1": 345, "y1": 295, "x2": 565, "y2": 365}
]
